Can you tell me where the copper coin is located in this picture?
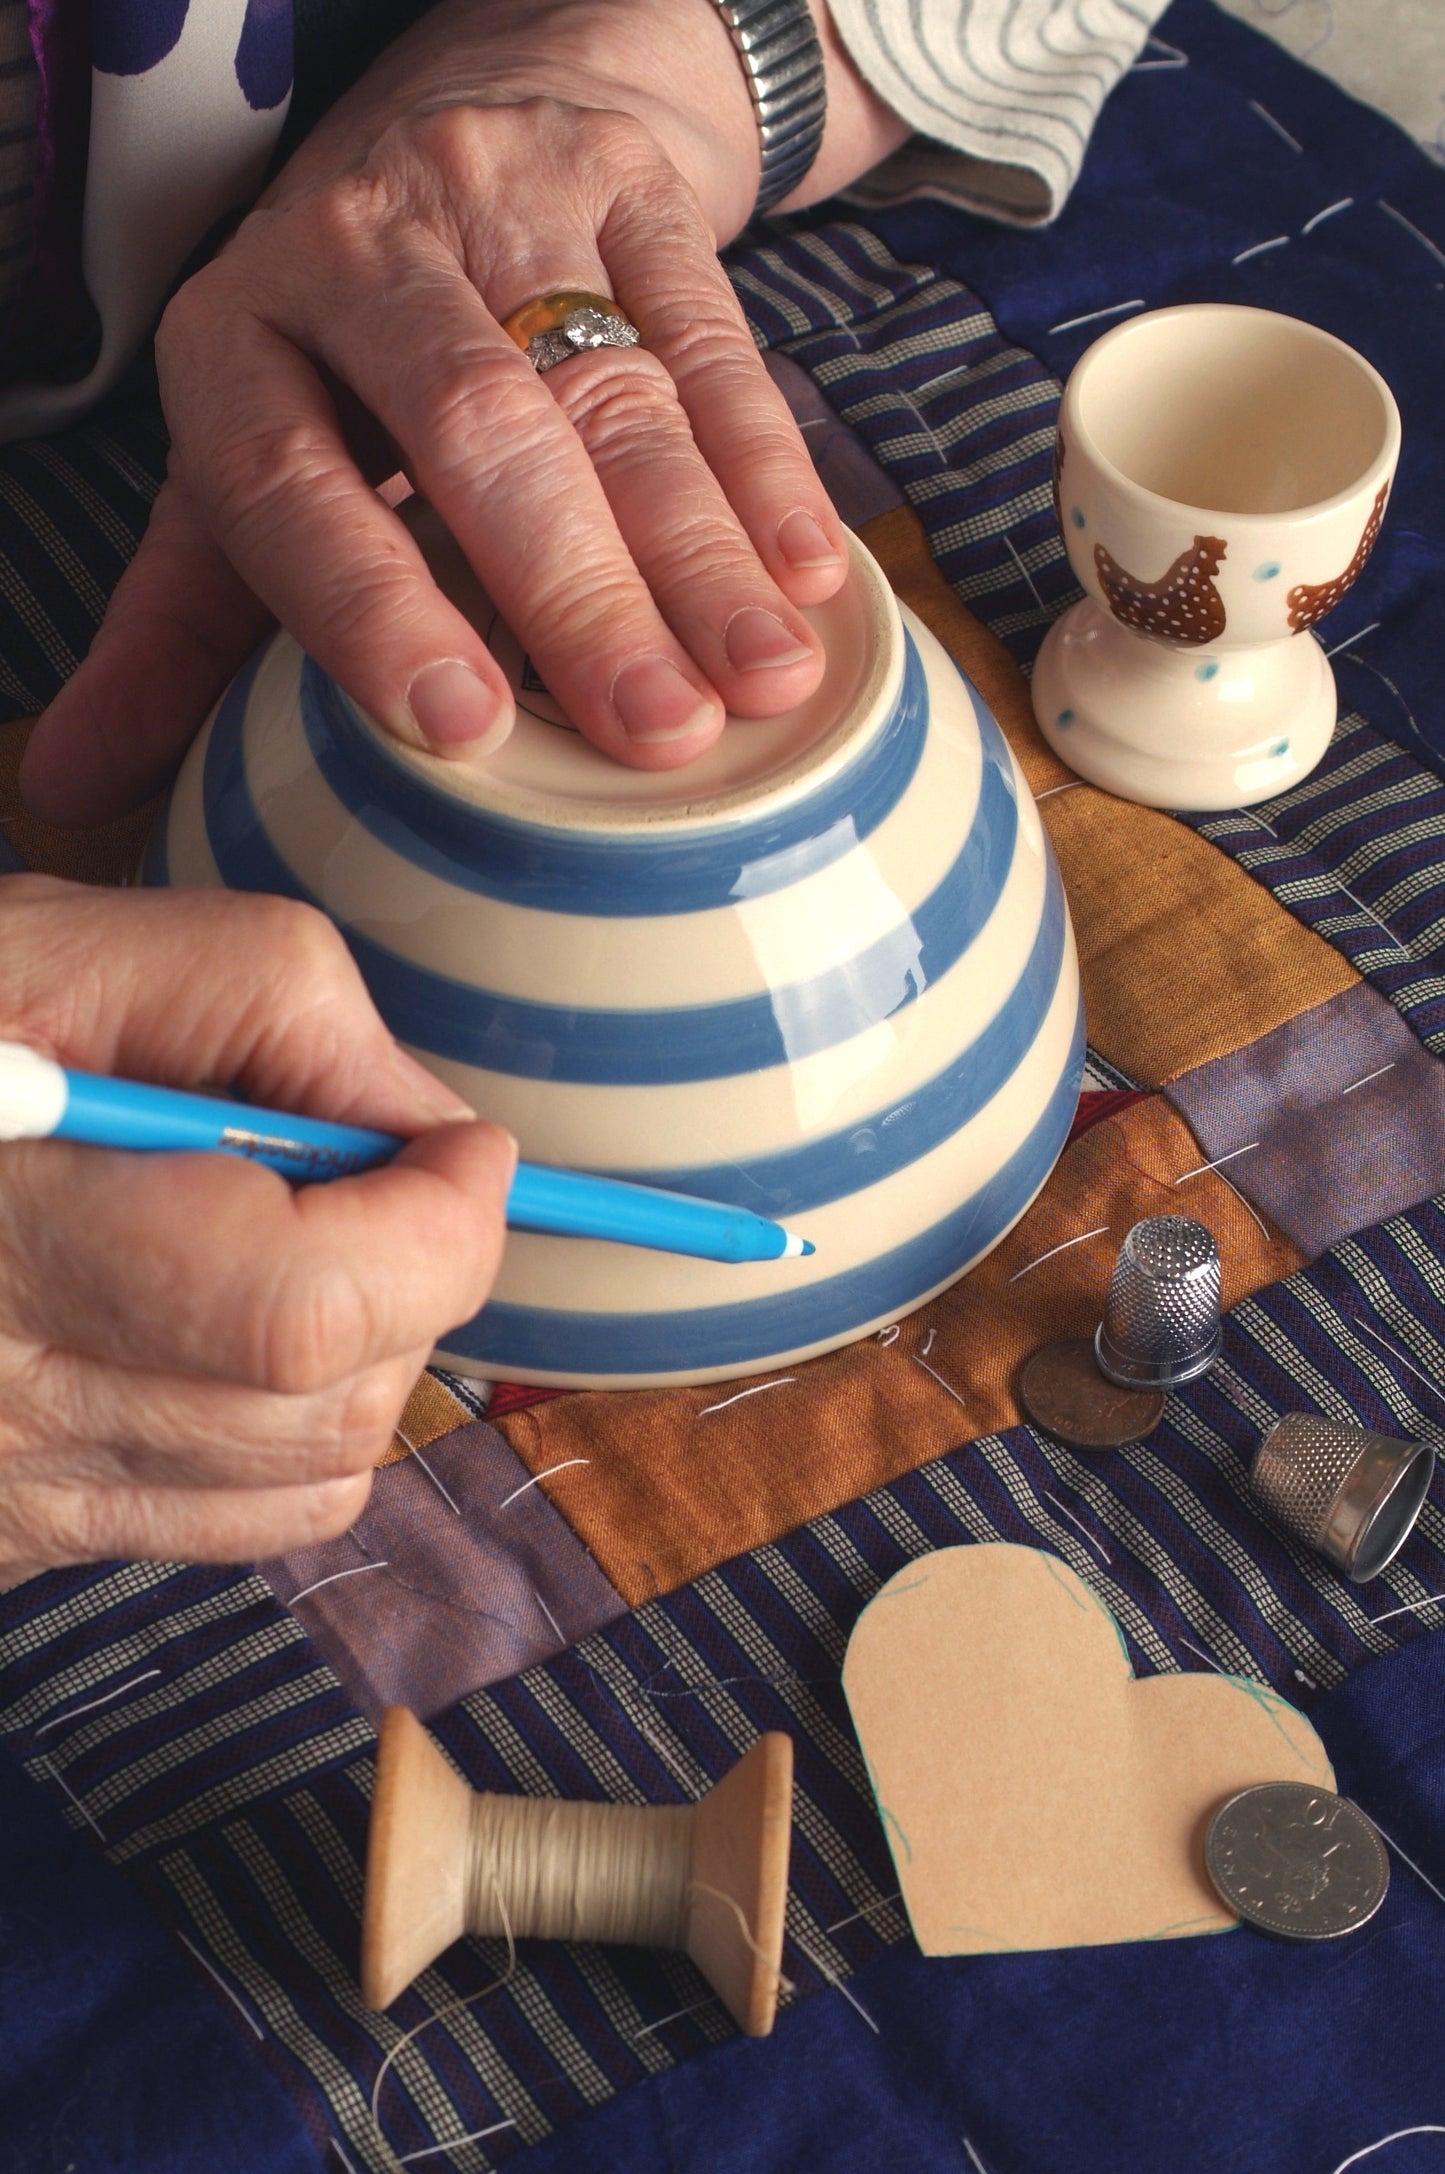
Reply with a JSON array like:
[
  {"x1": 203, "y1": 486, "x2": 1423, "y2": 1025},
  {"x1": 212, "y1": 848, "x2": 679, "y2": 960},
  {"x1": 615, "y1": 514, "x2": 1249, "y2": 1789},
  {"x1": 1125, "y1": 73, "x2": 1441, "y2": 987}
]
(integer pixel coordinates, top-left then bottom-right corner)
[{"x1": 1019, "y1": 1339, "x2": 1166, "y2": 1450}]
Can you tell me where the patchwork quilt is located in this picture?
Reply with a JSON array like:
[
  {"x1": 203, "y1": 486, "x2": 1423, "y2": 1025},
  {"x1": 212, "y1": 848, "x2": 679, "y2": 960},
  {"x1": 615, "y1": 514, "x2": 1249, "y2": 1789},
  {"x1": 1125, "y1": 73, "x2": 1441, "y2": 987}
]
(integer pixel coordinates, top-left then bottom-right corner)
[{"x1": 4, "y1": 3, "x2": 1445, "y2": 2167}]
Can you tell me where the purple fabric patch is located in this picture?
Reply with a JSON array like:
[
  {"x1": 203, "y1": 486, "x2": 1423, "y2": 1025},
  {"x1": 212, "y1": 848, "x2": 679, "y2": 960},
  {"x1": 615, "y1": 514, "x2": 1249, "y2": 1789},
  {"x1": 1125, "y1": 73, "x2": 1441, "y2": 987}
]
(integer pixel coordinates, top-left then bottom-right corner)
[
  {"x1": 92, "y1": 0, "x2": 189, "y2": 78},
  {"x1": 763, "y1": 351, "x2": 903, "y2": 530},
  {"x1": 234, "y1": 0, "x2": 291, "y2": 112},
  {"x1": 259, "y1": 1420, "x2": 628, "y2": 1723},
  {"x1": 1165, "y1": 981, "x2": 1445, "y2": 1260},
  {"x1": 3, "y1": 0, "x2": 97, "y2": 384}
]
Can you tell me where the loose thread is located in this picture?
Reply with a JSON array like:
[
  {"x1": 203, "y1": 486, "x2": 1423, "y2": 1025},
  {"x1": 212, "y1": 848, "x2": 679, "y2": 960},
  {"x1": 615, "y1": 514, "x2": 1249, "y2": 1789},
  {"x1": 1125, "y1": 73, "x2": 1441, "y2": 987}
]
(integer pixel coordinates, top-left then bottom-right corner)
[
  {"x1": 1047, "y1": 299, "x2": 1145, "y2": 337},
  {"x1": 498, "y1": 1459, "x2": 590, "y2": 1509},
  {"x1": 37, "y1": 1753, "x2": 106, "y2": 1843},
  {"x1": 1002, "y1": 532, "x2": 1046, "y2": 609},
  {"x1": 914, "y1": 1356, "x2": 968, "y2": 1409},
  {"x1": 1293, "y1": 1667, "x2": 1318, "y2": 1690},
  {"x1": 1324, "y1": 621, "x2": 1381, "y2": 660},
  {"x1": 1338, "y1": 651, "x2": 1431, "y2": 760},
  {"x1": 1130, "y1": 33, "x2": 1187, "y2": 69},
  {"x1": 1359, "y1": 1813, "x2": 1445, "y2": 1910},
  {"x1": 1302, "y1": 197, "x2": 1353, "y2": 234},
  {"x1": 1340, "y1": 1062, "x2": 1396, "y2": 1096},
  {"x1": 398, "y1": 2122, "x2": 519, "y2": 2164},
  {"x1": 1330, "y1": 2129, "x2": 1445, "y2": 2174},
  {"x1": 34, "y1": 1666, "x2": 161, "y2": 1737},
  {"x1": 1248, "y1": 100, "x2": 1302, "y2": 152},
  {"x1": 1233, "y1": 235, "x2": 1290, "y2": 265},
  {"x1": 791, "y1": 1931, "x2": 879, "y2": 2033},
  {"x1": 371, "y1": 1879, "x2": 518, "y2": 2135},
  {"x1": 1174, "y1": 1142, "x2": 1260, "y2": 1184},
  {"x1": 1371, "y1": 1593, "x2": 1445, "y2": 1628},
  {"x1": 1009, "y1": 1226, "x2": 1109, "y2": 1282},
  {"x1": 632, "y1": 1996, "x2": 718, "y2": 2040},
  {"x1": 826, "y1": 1890, "x2": 904, "y2": 1935},
  {"x1": 689, "y1": 1882, "x2": 795, "y2": 1996},
  {"x1": 289, "y1": 1561, "x2": 390, "y2": 1607},
  {"x1": 876, "y1": 1324, "x2": 901, "y2": 1347},
  {"x1": 1043, "y1": 1491, "x2": 1110, "y2": 1566},
  {"x1": 176, "y1": 1931, "x2": 265, "y2": 2041},
  {"x1": 698, "y1": 1379, "x2": 796, "y2": 1416},
  {"x1": 1378, "y1": 200, "x2": 1445, "y2": 273}
]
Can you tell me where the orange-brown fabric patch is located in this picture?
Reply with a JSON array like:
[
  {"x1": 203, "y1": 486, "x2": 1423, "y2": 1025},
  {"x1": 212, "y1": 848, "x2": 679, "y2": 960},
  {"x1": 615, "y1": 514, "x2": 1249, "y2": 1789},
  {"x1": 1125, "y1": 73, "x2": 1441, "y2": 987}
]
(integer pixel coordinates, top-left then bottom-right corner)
[
  {"x1": 864, "y1": 505, "x2": 1358, "y2": 1084},
  {"x1": 496, "y1": 1095, "x2": 1304, "y2": 1605},
  {"x1": 380, "y1": 1372, "x2": 475, "y2": 1467}
]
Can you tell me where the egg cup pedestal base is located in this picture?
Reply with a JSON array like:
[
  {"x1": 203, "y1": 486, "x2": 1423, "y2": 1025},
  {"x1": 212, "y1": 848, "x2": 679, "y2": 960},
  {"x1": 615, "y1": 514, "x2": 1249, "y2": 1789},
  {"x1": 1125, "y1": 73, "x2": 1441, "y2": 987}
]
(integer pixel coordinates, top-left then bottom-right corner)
[{"x1": 1033, "y1": 598, "x2": 1336, "y2": 812}]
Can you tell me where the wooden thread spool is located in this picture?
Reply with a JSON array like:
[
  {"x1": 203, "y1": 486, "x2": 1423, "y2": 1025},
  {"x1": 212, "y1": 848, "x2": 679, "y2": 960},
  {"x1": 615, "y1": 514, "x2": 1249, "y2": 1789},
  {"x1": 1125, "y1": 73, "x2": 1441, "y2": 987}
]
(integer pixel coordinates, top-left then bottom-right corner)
[{"x1": 362, "y1": 1708, "x2": 794, "y2": 2036}]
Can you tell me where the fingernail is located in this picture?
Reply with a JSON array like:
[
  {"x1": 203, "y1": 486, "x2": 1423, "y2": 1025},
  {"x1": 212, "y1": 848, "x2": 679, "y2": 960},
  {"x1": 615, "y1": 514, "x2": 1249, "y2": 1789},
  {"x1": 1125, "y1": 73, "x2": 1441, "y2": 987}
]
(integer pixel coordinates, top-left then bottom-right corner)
[
  {"x1": 407, "y1": 659, "x2": 508, "y2": 753},
  {"x1": 778, "y1": 509, "x2": 843, "y2": 569},
  {"x1": 724, "y1": 607, "x2": 815, "y2": 675},
  {"x1": 611, "y1": 657, "x2": 719, "y2": 743}
]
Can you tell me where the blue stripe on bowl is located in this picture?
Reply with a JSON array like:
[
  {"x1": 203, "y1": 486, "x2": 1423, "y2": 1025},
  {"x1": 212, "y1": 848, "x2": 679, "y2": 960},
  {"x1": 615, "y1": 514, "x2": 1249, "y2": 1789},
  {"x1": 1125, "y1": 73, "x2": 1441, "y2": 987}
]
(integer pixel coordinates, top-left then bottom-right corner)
[
  {"x1": 202, "y1": 653, "x2": 1024, "y2": 1086},
  {"x1": 595, "y1": 850, "x2": 1068, "y2": 1216},
  {"x1": 436, "y1": 997, "x2": 1085, "y2": 1377},
  {"x1": 294, "y1": 632, "x2": 930, "y2": 917}
]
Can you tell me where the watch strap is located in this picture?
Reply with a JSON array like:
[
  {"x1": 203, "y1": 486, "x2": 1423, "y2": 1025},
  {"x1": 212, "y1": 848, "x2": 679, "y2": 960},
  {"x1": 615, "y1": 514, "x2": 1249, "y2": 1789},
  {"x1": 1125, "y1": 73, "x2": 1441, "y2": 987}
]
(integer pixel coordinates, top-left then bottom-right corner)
[{"x1": 712, "y1": 0, "x2": 827, "y2": 217}]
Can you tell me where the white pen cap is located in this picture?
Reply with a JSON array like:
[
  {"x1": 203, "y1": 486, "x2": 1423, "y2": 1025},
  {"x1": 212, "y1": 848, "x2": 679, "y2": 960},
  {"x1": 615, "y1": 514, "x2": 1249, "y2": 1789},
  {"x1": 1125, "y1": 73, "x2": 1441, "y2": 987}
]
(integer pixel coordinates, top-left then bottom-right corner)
[{"x1": 0, "y1": 1041, "x2": 68, "y2": 1141}]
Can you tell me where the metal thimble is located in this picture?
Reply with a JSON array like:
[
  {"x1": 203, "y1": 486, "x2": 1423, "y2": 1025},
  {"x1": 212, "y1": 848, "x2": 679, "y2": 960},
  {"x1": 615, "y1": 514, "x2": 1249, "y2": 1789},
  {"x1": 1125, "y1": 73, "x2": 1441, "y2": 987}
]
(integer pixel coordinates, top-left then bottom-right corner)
[
  {"x1": 1094, "y1": 1215, "x2": 1222, "y2": 1391},
  {"x1": 1251, "y1": 1414, "x2": 1435, "y2": 1582}
]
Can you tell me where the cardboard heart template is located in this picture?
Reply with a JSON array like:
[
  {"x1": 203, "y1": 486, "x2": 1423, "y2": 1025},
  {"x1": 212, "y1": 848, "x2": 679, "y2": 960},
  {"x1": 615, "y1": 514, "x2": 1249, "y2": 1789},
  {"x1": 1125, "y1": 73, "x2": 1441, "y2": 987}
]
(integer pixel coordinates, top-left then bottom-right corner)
[{"x1": 843, "y1": 1543, "x2": 1334, "y2": 1954}]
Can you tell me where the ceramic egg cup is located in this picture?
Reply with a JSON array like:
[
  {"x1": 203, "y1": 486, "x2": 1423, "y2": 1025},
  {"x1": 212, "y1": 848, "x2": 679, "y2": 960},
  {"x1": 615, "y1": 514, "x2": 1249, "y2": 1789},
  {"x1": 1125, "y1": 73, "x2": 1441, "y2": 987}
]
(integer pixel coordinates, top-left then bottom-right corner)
[
  {"x1": 1033, "y1": 304, "x2": 1400, "y2": 811},
  {"x1": 150, "y1": 520, "x2": 1084, "y2": 1390}
]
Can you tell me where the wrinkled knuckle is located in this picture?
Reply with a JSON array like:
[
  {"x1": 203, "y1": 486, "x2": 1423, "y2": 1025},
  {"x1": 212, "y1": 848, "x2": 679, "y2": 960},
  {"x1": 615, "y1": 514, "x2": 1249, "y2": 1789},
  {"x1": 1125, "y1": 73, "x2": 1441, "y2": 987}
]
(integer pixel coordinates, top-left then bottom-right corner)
[
  {"x1": 554, "y1": 355, "x2": 680, "y2": 454},
  {"x1": 203, "y1": 417, "x2": 330, "y2": 543},
  {"x1": 253, "y1": 1258, "x2": 372, "y2": 1396},
  {"x1": 242, "y1": 892, "x2": 351, "y2": 996}
]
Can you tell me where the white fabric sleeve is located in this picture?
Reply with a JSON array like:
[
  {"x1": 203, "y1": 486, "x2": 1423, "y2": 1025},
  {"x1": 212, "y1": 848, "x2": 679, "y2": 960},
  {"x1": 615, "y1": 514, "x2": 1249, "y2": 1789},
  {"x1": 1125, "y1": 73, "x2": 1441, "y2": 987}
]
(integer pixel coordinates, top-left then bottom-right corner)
[{"x1": 828, "y1": 0, "x2": 1171, "y2": 225}]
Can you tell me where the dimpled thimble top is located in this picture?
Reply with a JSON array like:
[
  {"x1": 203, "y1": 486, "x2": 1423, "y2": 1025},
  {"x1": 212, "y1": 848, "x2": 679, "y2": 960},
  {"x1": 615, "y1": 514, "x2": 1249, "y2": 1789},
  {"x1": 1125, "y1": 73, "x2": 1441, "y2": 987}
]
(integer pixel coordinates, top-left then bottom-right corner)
[{"x1": 1094, "y1": 1215, "x2": 1222, "y2": 1391}]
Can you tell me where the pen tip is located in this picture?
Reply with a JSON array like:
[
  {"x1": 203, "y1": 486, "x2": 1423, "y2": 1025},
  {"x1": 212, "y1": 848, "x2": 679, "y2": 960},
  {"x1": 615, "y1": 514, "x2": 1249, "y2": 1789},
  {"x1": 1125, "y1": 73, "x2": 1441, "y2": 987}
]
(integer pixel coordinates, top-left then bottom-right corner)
[{"x1": 782, "y1": 1231, "x2": 815, "y2": 1258}]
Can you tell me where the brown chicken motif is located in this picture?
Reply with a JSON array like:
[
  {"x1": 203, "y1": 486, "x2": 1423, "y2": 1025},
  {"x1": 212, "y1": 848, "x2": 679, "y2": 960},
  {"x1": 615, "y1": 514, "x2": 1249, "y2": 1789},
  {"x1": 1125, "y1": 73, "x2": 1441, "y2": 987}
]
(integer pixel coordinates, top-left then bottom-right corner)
[
  {"x1": 1286, "y1": 483, "x2": 1389, "y2": 633},
  {"x1": 1095, "y1": 534, "x2": 1228, "y2": 645}
]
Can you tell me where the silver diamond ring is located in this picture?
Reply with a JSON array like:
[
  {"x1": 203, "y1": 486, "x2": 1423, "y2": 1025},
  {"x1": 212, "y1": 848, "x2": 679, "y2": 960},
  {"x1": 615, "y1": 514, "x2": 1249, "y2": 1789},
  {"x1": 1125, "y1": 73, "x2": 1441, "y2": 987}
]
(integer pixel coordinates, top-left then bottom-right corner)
[{"x1": 522, "y1": 304, "x2": 642, "y2": 376}]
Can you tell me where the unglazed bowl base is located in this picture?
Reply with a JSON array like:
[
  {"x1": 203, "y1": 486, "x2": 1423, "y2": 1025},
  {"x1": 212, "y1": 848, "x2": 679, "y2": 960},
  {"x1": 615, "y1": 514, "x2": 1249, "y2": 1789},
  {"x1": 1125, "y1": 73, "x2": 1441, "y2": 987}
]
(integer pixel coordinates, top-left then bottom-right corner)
[{"x1": 1033, "y1": 598, "x2": 1336, "y2": 812}]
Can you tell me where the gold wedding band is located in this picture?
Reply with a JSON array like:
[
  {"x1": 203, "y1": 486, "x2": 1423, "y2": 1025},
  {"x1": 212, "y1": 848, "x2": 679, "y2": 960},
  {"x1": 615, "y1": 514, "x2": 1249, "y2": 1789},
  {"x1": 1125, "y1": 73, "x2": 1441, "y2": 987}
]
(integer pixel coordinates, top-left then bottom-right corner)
[{"x1": 501, "y1": 290, "x2": 642, "y2": 375}]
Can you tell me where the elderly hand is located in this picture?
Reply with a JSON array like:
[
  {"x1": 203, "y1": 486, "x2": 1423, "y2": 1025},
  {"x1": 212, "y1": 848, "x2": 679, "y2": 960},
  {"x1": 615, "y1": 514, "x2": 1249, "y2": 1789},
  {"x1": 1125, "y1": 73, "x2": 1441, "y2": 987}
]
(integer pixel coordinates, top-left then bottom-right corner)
[
  {"x1": 0, "y1": 876, "x2": 512, "y2": 1581},
  {"x1": 21, "y1": 0, "x2": 905, "y2": 825}
]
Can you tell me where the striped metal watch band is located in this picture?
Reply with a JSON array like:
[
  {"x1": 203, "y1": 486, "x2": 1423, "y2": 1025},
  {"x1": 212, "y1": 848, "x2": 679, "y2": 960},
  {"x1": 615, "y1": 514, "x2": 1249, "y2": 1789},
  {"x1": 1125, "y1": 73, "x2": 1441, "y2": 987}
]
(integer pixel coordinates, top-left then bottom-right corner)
[{"x1": 712, "y1": 0, "x2": 827, "y2": 217}]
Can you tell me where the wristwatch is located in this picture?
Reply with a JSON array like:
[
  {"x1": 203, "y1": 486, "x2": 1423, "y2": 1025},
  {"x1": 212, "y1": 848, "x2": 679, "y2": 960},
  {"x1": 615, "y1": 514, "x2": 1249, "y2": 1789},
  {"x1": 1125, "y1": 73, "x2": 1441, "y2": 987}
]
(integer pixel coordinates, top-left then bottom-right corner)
[{"x1": 711, "y1": 0, "x2": 827, "y2": 217}]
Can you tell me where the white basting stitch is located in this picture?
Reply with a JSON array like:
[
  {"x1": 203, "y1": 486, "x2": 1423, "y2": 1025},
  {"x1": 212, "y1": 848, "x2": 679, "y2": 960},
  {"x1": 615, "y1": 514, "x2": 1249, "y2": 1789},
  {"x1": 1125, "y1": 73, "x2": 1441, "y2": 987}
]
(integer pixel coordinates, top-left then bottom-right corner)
[
  {"x1": 498, "y1": 1459, "x2": 591, "y2": 1507},
  {"x1": 1324, "y1": 621, "x2": 1380, "y2": 659},
  {"x1": 632, "y1": 1997, "x2": 717, "y2": 2040},
  {"x1": 1174, "y1": 1143, "x2": 1260, "y2": 1184},
  {"x1": 1293, "y1": 1667, "x2": 1318, "y2": 1690},
  {"x1": 921, "y1": 1326, "x2": 937, "y2": 1358},
  {"x1": 963, "y1": 2140, "x2": 992, "y2": 2174},
  {"x1": 534, "y1": 1590, "x2": 568, "y2": 1644},
  {"x1": 876, "y1": 1324, "x2": 901, "y2": 1346},
  {"x1": 177, "y1": 1931, "x2": 265, "y2": 2041},
  {"x1": 1349, "y1": 1315, "x2": 1444, "y2": 1402},
  {"x1": 1130, "y1": 33, "x2": 1188, "y2": 70},
  {"x1": 1214, "y1": 1167, "x2": 1272, "y2": 1241},
  {"x1": 1035, "y1": 781, "x2": 1084, "y2": 801},
  {"x1": 1047, "y1": 299, "x2": 1146, "y2": 336},
  {"x1": 1248, "y1": 100, "x2": 1302, "y2": 153},
  {"x1": 1338, "y1": 651, "x2": 1430, "y2": 758},
  {"x1": 331, "y1": 2139, "x2": 361, "y2": 2174},
  {"x1": 410, "y1": 1448, "x2": 462, "y2": 1517},
  {"x1": 1340, "y1": 1062, "x2": 1396, "y2": 1096},
  {"x1": 1178, "y1": 1637, "x2": 1226, "y2": 1676},
  {"x1": 915, "y1": 1355, "x2": 968, "y2": 1409},
  {"x1": 1233, "y1": 235, "x2": 1290, "y2": 265},
  {"x1": 1330, "y1": 2129, "x2": 1445, "y2": 2174},
  {"x1": 1043, "y1": 1491, "x2": 1110, "y2": 1565},
  {"x1": 826, "y1": 1890, "x2": 904, "y2": 1934},
  {"x1": 1331, "y1": 879, "x2": 1409, "y2": 958},
  {"x1": 1371, "y1": 1594, "x2": 1445, "y2": 1628},
  {"x1": 1228, "y1": 806, "x2": 1280, "y2": 841},
  {"x1": 398, "y1": 2122, "x2": 519, "y2": 2163},
  {"x1": 35, "y1": 1666, "x2": 161, "y2": 1736},
  {"x1": 37, "y1": 1753, "x2": 106, "y2": 1843},
  {"x1": 1362, "y1": 1814, "x2": 1445, "y2": 1910},
  {"x1": 1378, "y1": 200, "x2": 1445, "y2": 273},
  {"x1": 794, "y1": 1934, "x2": 880, "y2": 2033},
  {"x1": 288, "y1": 1561, "x2": 389, "y2": 1607},
  {"x1": 1002, "y1": 532, "x2": 1046, "y2": 609},
  {"x1": 1009, "y1": 1226, "x2": 1109, "y2": 1282},
  {"x1": 698, "y1": 1379, "x2": 797, "y2": 1416},
  {"x1": 1302, "y1": 197, "x2": 1354, "y2": 234}
]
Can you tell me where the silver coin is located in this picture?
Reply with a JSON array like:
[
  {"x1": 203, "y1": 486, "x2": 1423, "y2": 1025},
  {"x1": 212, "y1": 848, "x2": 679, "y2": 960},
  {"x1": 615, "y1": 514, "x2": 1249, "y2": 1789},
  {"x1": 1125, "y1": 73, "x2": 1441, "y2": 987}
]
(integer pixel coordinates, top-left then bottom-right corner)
[{"x1": 1205, "y1": 1782, "x2": 1389, "y2": 1940}]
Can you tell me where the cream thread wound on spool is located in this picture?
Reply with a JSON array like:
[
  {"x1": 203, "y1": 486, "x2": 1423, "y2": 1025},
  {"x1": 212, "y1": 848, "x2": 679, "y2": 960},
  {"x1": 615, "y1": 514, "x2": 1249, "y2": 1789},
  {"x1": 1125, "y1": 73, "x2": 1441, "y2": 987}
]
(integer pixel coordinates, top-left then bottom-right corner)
[{"x1": 362, "y1": 1708, "x2": 794, "y2": 2036}]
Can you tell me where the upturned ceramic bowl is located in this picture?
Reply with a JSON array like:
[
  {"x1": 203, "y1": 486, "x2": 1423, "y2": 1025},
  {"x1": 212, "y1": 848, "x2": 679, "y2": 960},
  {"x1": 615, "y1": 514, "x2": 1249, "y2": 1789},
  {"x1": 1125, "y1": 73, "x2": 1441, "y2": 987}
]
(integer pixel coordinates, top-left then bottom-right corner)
[{"x1": 149, "y1": 514, "x2": 1084, "y2": 1388}]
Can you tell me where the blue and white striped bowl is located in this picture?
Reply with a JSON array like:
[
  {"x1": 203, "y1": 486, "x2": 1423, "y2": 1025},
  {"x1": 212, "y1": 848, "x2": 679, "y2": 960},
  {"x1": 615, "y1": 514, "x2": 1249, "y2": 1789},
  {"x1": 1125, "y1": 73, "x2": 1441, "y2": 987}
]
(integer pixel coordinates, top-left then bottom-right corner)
[{"x1": 150, "y1": 521, "x2": 1083, "y2": 1388}]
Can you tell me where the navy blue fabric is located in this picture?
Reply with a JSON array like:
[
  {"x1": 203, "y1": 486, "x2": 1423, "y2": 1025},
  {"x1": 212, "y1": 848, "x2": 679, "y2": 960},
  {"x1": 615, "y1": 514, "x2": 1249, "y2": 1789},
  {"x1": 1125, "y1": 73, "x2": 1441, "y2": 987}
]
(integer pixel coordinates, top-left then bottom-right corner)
[
  {"x1": 506, "y1": 1630, "x2": 1445, "y2": 2174},
  {"x1": 0, "y1": 1741, "x2": 323, "y2": 2174},
  {"x1": 842, "y1": 0, "x2": 1445, "y2": 773}
]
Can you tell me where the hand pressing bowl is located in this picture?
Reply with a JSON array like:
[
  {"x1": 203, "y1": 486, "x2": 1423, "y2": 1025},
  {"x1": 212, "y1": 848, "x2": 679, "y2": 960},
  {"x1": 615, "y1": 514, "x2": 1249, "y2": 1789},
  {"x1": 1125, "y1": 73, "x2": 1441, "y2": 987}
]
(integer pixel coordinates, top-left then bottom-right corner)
[{"x1": 148, "y1": 513, "x2": 1084, "y2": 1388}]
